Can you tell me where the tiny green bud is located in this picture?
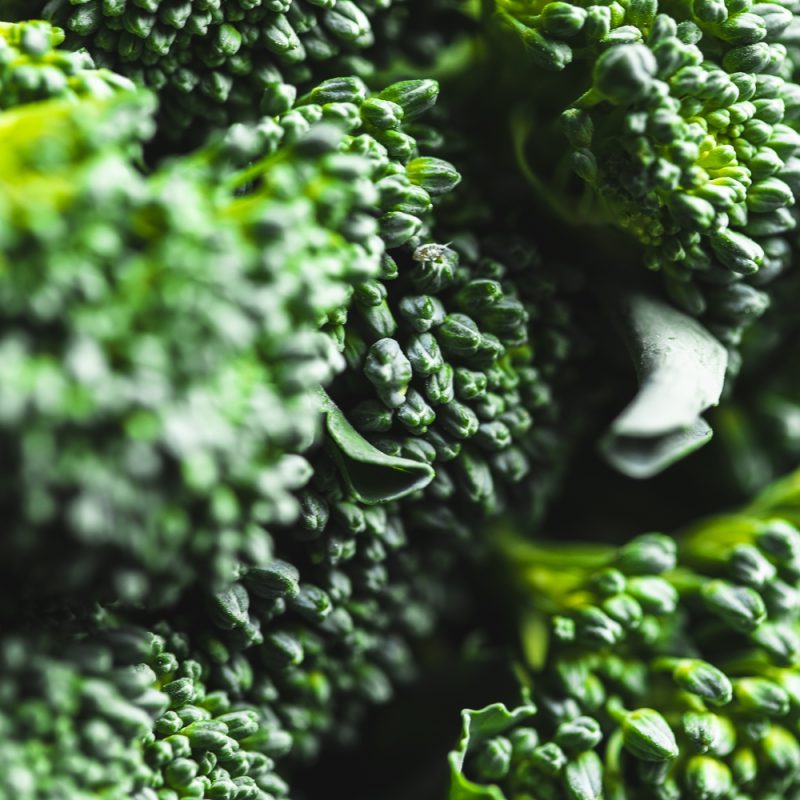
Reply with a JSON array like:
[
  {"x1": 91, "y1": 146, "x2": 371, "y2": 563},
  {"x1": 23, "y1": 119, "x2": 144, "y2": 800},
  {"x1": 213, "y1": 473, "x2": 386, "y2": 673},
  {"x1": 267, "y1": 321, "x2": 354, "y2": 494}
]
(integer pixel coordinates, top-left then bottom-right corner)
[
  {"x1": 532, "y1": 742, "x2": 568, "y2": 775},
  {"x1": 454, "y1": 368, "x2": 488, "y2": 401},
  {"x1": 672, "y1": 660, "x2": 732, "y2": 706},
  {"x1": 692, "y1": 0, "x2": 728, "y2": 23},
  {"x1": 406, "y1": 333, "x2": 444, "y2": 377},
  {"x1": 730, "y1": 747, "x2": 757, "y2": 785},
  {"x1": 556, "y1": 716, "x2": 603, "y2": 752},
  {"x1": 164, "y1": 678, "x2": 196, "y2": 708},
  {"x1": 360, "y1": 97, "x2": 404, "y2": 131},
  {"x1": 379, "y1": 211, "x2": 422, "y2": 248},
  {"x1": 411, "y1": 244, "x2": 458, "y2": 292},
  {"x1": 709, "y1": 229, "x2": 764, "y2": 274},
  {"x1": 728, "y1": 544, "x2": 776, "y2": 587},
  {"x1": 684, "y1": 755, "x2": 732, "y2": 800},
  {"x1": 243, "y1": 561, "x2": 300, "y2": 600},
  {"x1": 399, "y1": 295, "x2": 446, "y2": 333},
  {"x1": 397, "y1": 388, "x2": 436, "y2": 434},
  {"x1": 438, "y1": 314, "x2": 482, "y2": 358},
  {"x1": 216, "y1": 711, "x2": 259, "y2": 741},
  {"x1": 541, "y1": 2, "x2": 588, "y2": 37},
  {"x1": 406, "y1": 157, "x2": 461, "y2": 195},
  {"x1": 615, "y1": 533, "x2": 677, "y2": 575},
  {"x1": 761, "y1": 578, "x2": 800, "y2": 617},
  {"x1": 474, "y1": 736, "x2": 513, "y2": 781},
  {"x1": 669, "y1": 193, "x2": 717, "y2": 231},
  {"x1": 561, "y1": 108, "x2": 593, "y2": 147},
  {"x1": 364, "y1": 338, "x2": 413, "y2": 408},
  {"x1": 439, "y1": 401, "x2": 480, "y2": 440},
  {"x1": 519, "y1": 25, "x2": 573, "y2": 70},
  {"x1": 182, "y1": 721, "x2": 230, "y2": 751},
  {"x1": 682, "y1": 712, "x2": 729, "y2": 754},
  {"x1": 260, "y1": 631, "x2": 304, "y2": 670},
  {"x1": 747, "y1": 177, "x2": 794, "y2": 213},
  {"x1": 553, "y1": 615, "x2": 576, "y2": 642},
  {"x1": 627, "y1": 576, "x2": 678, "y2": 615},
  {"x1": 510, "y1": 726, "x2": 540, "y2": 757},
  {"x1": 761, "y1": 725, "x2": 800, "y2": 775},
  {"x1": 701, "y1": 580, "x2": 766, "y2": 632},
  {"x1": 758, "y1": 519, "x2": 800, "y2": 563},
  {"x1": 216, "y1": 24, "x2": 242, "y2": 56},
  {"x1": 164, "y1": 734, "x2": 191, "y2": 759},
  {"x1": 753, "y1": 3, "x2": 793, "y2": 36},
  {"x1": 574, "y1": 606, "x2": 624, "y2": 647},
  {"x1": 289, "y1": 584, "x2": 332, "y2": 623},
  {"x1": 594, "y1": 44, "x2": 657, "y2": 105},
  {"x1": 602, "y1": 594, "x2": 643, "y2": 629},
  {"x1": 621, "y1": 708, "x2": 679, "y2": 761},
  {"x1": 301, "y1": 76, "x2": 368, "y2": 106},
  {"x1": 734, "y1": 677, "x2": 790, "y2": 716},
  {"x1": 722, "y1": 42, "x2": 771, "y2": 74},
  {"x1": 165, "y1": 757, "x2": 198, "y2": 790},
  {"x1": 425, "y1": 364, "x2": 455, "y2": 407},
  {"x1": 564, "y1": 750, "x2": 603, "y2": 800},
  {"x1": 750, "y1": 622, "x2": 800, "y2": 666},
  {"x1": 591, "y1": 568, "x2": 626, "y2": 596},
  {"x1": 378, "y1": 79, "x2": 439, "y2": 119}
]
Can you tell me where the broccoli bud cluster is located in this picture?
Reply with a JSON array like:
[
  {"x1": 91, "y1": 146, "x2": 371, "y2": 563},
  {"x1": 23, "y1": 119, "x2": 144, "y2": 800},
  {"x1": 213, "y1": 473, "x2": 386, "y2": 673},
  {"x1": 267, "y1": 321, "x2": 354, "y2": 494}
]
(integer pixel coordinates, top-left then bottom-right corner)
[
  {"x1": 0, "y1": 22, "x2": 468, "y2": 608},
  {"x1": 496, "y1": 0, "x2": 800, "y2": 373},
  {"x1": 32, "y1": 0, "x2": 408, "y2": 137},
  {"x1": 11, "y1": 1, "x2": 800, "y2": 797},
  {"x1": 450, "y1": 472, "x2": 800, "y2": 799},
  {"x1": 0, "y1": 616, "x2": 297, "y2": 799},
  {"x1": 182, "y1": 228, "x2": 584, "y2": 768}
]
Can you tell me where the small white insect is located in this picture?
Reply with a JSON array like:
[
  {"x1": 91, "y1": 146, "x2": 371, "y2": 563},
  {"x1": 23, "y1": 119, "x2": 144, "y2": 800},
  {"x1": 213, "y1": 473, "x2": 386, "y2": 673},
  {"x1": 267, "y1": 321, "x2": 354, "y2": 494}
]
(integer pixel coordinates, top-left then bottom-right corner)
[{"x1": 412, "y1": 242, "x2": 453, "y2": 263}]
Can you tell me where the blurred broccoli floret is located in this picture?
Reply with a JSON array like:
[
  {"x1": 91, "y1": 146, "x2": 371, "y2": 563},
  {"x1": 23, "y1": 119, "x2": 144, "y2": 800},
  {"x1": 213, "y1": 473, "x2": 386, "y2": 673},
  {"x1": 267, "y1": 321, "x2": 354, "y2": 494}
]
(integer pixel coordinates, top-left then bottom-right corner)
[
  {"x1": 0, "y1": 23, "x2": 470, "y2": 607},
  {"x1": 0, "y1": 613, "x2": 299, "y2": 800}
]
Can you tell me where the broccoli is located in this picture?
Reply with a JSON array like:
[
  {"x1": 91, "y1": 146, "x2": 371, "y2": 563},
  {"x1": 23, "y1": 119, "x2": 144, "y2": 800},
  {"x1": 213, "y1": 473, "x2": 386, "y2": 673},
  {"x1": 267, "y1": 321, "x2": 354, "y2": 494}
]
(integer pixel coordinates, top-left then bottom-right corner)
[
  {"x1": 479, "y1": 0, "x2": 800, "y2": 375},
  {"x1": 0, "y1": 22, "x2": 467, "y2": 606},
  {"x1": 449, "y1": 467, "x2": 800, "y2": 799},
  {"x1": 5, "y1": 0, "x2": 800, "y2": 798},
  {"x1": 0, "y1": 613, "x2": 297, "y2": 799},
  {"x1": 28, "y1": 0, "x2": 418, "y2": 138}
]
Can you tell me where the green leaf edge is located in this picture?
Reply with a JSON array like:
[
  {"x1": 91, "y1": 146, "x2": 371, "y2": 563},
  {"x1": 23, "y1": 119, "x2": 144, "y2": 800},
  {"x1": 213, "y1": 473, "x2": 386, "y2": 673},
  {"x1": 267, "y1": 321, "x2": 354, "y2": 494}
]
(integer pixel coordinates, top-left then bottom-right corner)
[
  {"x1": 319, "y1": 388, "x2": 435, "y2": 504},
  {"x1": 448, "y1": 702, "x2": 537, "y2": 800}
]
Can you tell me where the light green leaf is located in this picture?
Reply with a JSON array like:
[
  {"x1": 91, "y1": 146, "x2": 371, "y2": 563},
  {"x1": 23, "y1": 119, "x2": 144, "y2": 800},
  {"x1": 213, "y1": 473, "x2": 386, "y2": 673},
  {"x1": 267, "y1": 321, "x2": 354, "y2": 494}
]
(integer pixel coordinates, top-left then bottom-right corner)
[{"x1": 448, "y1": 702, "x2": 537, "y2": 800}]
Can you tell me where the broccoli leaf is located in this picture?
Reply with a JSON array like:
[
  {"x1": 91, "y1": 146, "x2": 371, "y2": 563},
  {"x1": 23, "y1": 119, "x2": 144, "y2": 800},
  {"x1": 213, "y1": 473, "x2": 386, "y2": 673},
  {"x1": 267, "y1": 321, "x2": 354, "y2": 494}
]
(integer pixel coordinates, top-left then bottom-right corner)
[
  {"x1": 448, "y1": 702, "x2": 537, "y2": 800},
  {"x1": 601, "y1": 293, "x2": 727, "y2": 478},
  {"x1": 321, "y1": 389, "x2": 435, "y2": 504}
]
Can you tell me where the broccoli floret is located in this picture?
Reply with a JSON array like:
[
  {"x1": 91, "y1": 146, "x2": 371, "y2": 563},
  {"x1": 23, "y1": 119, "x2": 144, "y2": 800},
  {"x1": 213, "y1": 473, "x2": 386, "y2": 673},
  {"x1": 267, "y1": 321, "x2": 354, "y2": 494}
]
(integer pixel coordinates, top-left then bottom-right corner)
[
  {"x1": 27, "y1": 0, "x2": 415, "y2": 139},
  {"x1": 486, "y1": 0, "x2": 800, "y2": 375},
  {"x1": 449, "y1": 469, "x2": 800, "y2": 799},
  {"x1": 182, "y1": 228, "x2": 589, "y2": 768},
  {"x1": 0, "y1": 614, "x2": 295, "y2": 799},
  {"x1": 0, "y1": 26, "x2": 470, "y2": 606}
]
